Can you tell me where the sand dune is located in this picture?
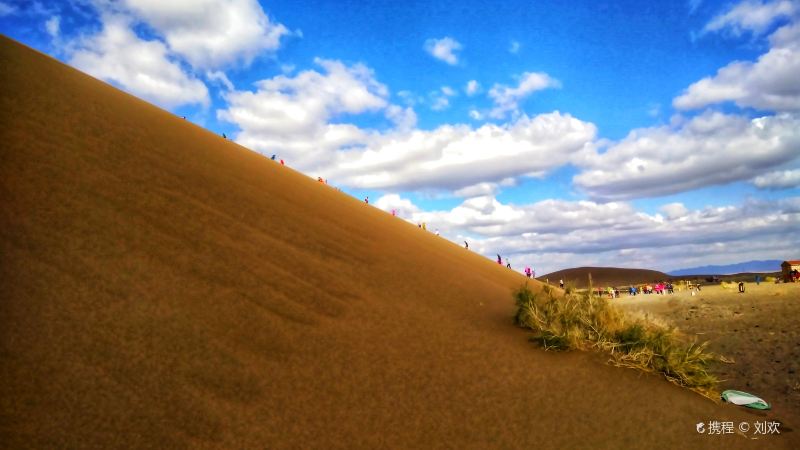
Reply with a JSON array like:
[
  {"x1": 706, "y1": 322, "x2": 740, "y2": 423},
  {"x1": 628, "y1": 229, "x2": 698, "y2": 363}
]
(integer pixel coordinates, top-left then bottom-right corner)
[
  {"x1": 539, "y1": 266, "x2": 671, "y2": 289},
  {"x1": 0, "y1": 35, "x2": 790, "y2": 448}
]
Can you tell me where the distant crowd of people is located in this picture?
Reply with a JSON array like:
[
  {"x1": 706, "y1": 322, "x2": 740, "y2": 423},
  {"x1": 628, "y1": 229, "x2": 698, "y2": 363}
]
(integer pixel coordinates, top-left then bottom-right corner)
[{"x1": 595, "y1": 282, "x2": 676, "y2": 298}]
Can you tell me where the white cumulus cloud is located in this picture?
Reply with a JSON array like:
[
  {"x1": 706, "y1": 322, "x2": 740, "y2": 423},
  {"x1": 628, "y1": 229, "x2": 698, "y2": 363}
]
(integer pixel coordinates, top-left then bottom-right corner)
[
  {"x1": 703, "y1": 0, "x2": 797, "y2": 37},
  {"x1": 206, "y1": 70, "x2": 234, "y2": 91},
  {"x1": 106, "y1": 0, "x2": 289, "y2": 69},
  {"x1": 332, "y1": 112, "x2": 596, "y2": 192},
  {"x1": 465, "y1": 80, "x2": 480, "y2": 96},
  {"x1": 573, "y1": 111, "x2": 800, "y2": 200},
  {"x1": 488, "y1": 72, "x2": 561, "y2": 119},
  {"x1": 660, "y1": 202, "x2": 689, "y2": 219},
  {"x1": 218, "y1": 58, "x2": 390, "y2": 169},
  {"x1": 69, "y1": 14, "x2": 209, "y2": 109},
  {"x1": 675, "y1": 3, "x2": 800, "y2": 112},
  {"x1": 218, "y1": 58, "x2": 596, "y2": 192},
  {"x1": 424, "y1": 37, "x2": 462, "y2": 65},
  {"x1": 45, "y1": 15, "x2": 60, "y2": 37},
  {"x1": 752, "y1": 168, "x2": 800, "y2": 189}
]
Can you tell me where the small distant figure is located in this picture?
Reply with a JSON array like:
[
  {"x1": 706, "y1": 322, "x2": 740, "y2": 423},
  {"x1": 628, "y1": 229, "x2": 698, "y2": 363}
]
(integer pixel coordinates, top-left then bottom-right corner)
[
  {"x1": 391, "y1": 209, "x2": 397, "y2": 216},
  {"x1": 181, "y1": 116, "x2": 186, "y2": 119},
  {"x1": 434, "y1": 228, "x2": 440, "y2": 236},
  {"x1": 524, "y1": 266, "x2": 531, "y2": 278},
  {"x1": 755, "y1": 275, "x2": 761, "y2": 285},
  {"x1": 418, "y1": 223, "x2": 422, "y2": 228},
  {"x1": 422, "y1": 222, "x2": 426, "y2": 231},
  {"x1": 531, "y1": 269, "x2": 535, "y2": 278},
  {"x1": 317, "y1": 177, "x2": 324, "y2": 183},
  {"x1": 364, "y1": 196, "x2": 369, "y2": 204},
  {"x1": 280, "y1": 159, "x2": 285, "y2": 165},
  {"x1": 738, "y1": 281, "x2": 745, "y2": 293},
  {"x1": 464, "y1": 241, "x2": 469, "y2": 249},
  {"x1": 222, "y1": 133, "x2": 227, "y2": 139},
  {"x1": 497, "y1": 254, "x2": 502, "y2": 265},
  {"x1": 559, "y1": 279, "x2": 564, "y2": 289},
  {"x1": 271, "y1": 154, "x2": 276, "y2": 161}
]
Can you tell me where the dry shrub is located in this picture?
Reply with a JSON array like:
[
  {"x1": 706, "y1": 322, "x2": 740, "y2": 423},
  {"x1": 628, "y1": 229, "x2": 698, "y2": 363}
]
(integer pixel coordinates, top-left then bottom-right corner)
[{"x1": 513, "y1": 282, "x2": 728, "y2": 398}]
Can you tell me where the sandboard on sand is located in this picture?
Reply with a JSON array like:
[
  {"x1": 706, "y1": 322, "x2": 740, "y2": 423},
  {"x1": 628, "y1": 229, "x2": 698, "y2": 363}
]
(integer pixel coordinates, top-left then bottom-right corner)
[{"x1": 721, "y1": 390, "x2": 770, "y2": 410}]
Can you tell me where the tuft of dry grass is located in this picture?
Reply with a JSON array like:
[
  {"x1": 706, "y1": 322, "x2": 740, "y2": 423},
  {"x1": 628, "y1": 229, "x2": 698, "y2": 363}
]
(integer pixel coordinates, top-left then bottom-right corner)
[{"x1": 513, "y1": 282, "x2": 729, "y2": 398}]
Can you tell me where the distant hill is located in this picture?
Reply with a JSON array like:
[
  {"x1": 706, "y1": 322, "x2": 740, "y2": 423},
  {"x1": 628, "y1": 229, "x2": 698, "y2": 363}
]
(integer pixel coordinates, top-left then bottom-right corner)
[
  {"x1": 538, "y1": 266, "x2": 670, "y2": 288},
  {"x1": 668, "y1": 260, "x2": 782, "y2": 276}
]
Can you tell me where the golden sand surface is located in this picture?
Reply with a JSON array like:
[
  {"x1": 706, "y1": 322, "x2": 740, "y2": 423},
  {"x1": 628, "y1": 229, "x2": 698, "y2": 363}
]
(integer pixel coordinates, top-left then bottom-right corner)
[{"x1": 1, "y1": 35, "x2": 793, "y2": 448}]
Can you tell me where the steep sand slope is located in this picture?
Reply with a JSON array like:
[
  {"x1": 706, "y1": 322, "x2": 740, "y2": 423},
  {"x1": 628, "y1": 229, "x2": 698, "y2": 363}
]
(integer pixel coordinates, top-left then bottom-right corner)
[
  {"x1": 0, "y1": 36, "x2": 788, "y2": 448},
  {"x1": 540, "y1": 266, "x2": 671, "y2": 288}
]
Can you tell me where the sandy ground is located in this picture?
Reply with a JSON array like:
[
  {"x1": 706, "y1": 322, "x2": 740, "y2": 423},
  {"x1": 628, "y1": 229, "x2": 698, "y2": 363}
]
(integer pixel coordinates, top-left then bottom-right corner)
[
  {"x1": 1, "y1": 35, "x2": 796, "y2": 448},
  {"x1": 617, "y1": 282, "x2": 800, "y2": 431}
]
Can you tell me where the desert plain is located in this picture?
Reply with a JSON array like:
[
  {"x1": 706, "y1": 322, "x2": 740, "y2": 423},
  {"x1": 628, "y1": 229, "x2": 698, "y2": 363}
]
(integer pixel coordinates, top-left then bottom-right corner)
[{"x1": 617, "y1": 281, "x2": 800, "y2": 429}]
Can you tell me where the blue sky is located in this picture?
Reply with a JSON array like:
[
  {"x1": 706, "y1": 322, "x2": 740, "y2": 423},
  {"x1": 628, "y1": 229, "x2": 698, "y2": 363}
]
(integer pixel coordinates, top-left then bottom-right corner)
[{"x1": 2, "y1": 0, "x2": 799, "y2": 274}]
